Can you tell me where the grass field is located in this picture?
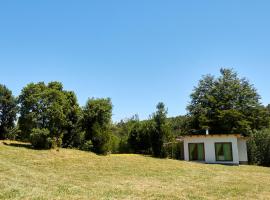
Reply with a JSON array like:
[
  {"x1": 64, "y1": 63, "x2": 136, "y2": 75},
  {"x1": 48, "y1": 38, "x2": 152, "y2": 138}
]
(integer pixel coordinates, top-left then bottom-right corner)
[{"x1": 0, "y1": 140, "x2": 270, "y2": 200}]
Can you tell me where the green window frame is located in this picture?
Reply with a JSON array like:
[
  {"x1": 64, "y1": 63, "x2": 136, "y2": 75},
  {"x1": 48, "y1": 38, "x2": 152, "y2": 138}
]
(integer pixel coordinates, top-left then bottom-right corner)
[
  {"x1": 188, "y1": 143, "x2": 205, "y2": 161},
  {"x1": 215, "y1": 142, "x2": 233, "y2": 161}
]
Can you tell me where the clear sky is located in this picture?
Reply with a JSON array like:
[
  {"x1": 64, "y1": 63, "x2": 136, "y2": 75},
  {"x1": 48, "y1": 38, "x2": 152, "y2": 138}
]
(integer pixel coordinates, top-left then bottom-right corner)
[{"x1": 1, "y1": 1, "x2": 270, "y2": 121}]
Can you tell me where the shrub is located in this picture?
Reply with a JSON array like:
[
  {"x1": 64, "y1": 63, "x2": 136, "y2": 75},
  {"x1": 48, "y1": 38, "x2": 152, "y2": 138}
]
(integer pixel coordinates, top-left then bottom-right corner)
[
  {"x1": 91, "y1": 125, "x2": 112, "y2": 155},
  {"x1": 163, "y1": 142, "x2": 184, "y2": 160},
  {"x1": 247, "y1": 129, "x2": 270, "y2": 166},
  {"x1": 128, "y1": 121, "x2": 152, "y2": 154},
  {"x1": 30, "y1": 128, "x2": 52, "y2": 149},
  {"x1": 81, "y1": 140, "x2": 93, "y2": 151},
  {"x1": 118, "y1": 137, "x2": 130, "y2": 153},
  {"x1": 4, "y1": 127, "x2": 21, "y2": 140},
  {"x1": 62, "y1": 130, "x2": 85, "y2": 148},
  {"x1": 110, "y1": 134, "x2": 120, "y2": 153}
]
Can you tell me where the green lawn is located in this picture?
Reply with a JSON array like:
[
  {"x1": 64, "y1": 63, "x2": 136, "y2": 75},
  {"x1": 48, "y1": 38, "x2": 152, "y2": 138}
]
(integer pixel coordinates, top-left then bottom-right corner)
[{"x1": 0, "y1": 141, "x2": 270, "y2": 200}]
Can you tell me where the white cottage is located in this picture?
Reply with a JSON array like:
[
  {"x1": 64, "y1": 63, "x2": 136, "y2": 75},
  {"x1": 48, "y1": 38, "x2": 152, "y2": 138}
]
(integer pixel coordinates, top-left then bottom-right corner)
[{"x1": 182, "y1": 131, "x2": 248, "y2": 165}]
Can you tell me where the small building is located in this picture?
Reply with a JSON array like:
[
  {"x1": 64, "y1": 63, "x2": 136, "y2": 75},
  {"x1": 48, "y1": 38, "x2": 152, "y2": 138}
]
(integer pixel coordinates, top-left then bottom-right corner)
[{"x1": 182, "y1": 130, "x2": 248, "y2": 165}]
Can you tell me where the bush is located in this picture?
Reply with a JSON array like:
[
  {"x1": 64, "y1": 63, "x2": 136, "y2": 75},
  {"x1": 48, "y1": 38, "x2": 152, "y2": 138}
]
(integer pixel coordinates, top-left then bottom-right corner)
[
  {"x1": 4, "y1": 127, "x2": 21, "y2": 140},
  {"x1": 118, "y1": 137, "x2": 130, "y2": 153},
  {"x1": 30, "y1": 128, "x2": 52, "y2": 149},
  {"x1": 92, "y1": 127, "x2": 112, "y2": 155},
  {"x1": 110, "y1": 134, "x2": 120, "y2": 153},
  {"x1": 163, "y1": 142, "x2": 184, "y2": 160},
  {"x1": 62, "y1": 130, "x2": 85, "y2": 148},
  {"x1": 81, "y1": 140, "x2": 94, "y2": 151},
  {"x1": 128, "y1": 121, "x2": 152, "y2": 154},
  {"x1": 174, "y1": 142, "x2": 184, "y2": 160},
  {"x1": 247, "y1": 129, "x2": 270, "y2": 166}
]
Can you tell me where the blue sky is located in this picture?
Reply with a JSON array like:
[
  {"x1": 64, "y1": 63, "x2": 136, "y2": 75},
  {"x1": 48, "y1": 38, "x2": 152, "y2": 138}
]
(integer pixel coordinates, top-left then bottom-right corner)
[{"x1": 1, "y1": 1, "x2": 270, "y2": 121}]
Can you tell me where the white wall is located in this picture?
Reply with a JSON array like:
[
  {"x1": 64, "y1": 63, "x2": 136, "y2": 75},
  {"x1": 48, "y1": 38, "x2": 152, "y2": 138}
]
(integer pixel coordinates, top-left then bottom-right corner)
[
  {"x1": 237, "y1": 138, "x2": 248, "y2": 163},
  {"x1": 184, "y1": 135, "x2": 240, "y2": 165}
]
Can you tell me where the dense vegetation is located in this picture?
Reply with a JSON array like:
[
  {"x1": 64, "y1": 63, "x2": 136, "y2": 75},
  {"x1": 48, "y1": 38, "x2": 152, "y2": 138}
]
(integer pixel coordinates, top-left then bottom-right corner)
[
  {"x1": 0, "y1": 68, "x2": 269, "y2": 165},
  {"x1": 0, "y1": 84, "x2": 17, "y2": 139},
  {"x1": 187, "y1": 68, "x2": 270, "y2": 135}
]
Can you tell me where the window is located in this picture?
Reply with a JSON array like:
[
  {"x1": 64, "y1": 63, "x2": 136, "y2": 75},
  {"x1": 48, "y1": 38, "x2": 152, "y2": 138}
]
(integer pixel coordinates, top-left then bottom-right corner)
[
  {"x1": 215, "y1": 142, "x2": 233, "y2": 161},
  {"x1": 188, "y1": 143, "x2": 205, "y2": 161}
]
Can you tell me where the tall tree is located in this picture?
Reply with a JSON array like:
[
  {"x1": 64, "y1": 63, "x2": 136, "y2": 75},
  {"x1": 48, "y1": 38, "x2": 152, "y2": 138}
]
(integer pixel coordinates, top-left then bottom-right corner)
[
  {"x1": 62, "y1": 91, "x2": 83, "y2": 148},
  {"x1": 151, "y1": 102, "x2": 171, "y2": 157},
  {"x1": 18, "y1": 82, "x2": 47, "y2": 139},
  {"x1": 0, "y1": 84, "x2": 17, "y2": 139},
  {"x1": 82, "y1": 98, "x2": 113, "y2": 154},
  {"x1": 187, "y1": 68, "x2": 265, "y2": 135}
]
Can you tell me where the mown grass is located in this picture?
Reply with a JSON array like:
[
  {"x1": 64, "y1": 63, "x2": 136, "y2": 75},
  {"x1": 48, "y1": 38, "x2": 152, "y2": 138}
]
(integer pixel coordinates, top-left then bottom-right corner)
[{"x1": 0, "y1": 140, "x2": 270, "y2": 200}]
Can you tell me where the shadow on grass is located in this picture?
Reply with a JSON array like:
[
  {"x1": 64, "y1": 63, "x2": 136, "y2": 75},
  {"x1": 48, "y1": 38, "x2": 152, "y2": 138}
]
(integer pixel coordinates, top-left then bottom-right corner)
[{"x1": 3, "y1": 141, "x2": 34, "y2": 150}]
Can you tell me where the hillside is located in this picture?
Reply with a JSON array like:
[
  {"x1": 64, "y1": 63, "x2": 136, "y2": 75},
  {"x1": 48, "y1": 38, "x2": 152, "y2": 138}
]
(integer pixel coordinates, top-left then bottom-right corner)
[{"x1": 0, "y1": 141, "x2": 270, "y2": 200}]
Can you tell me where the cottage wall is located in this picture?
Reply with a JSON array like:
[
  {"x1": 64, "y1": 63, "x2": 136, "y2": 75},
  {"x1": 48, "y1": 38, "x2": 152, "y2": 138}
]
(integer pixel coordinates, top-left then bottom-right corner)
[
  {"x1": 184, "y1": 135, "x2": 240, "y2": 165},
  {"x1": 237, "y1": 138, "x2": 248, "y2": 164}
]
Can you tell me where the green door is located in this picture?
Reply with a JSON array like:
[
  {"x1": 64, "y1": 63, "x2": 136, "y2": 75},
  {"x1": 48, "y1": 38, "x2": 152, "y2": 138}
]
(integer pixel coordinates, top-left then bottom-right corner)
[
  {"x1": 215, "y1": 143, "x2": 233, "y2": 161},
  {"x1": 189, "y1": 143, "x2": 205, "y2": 161}
]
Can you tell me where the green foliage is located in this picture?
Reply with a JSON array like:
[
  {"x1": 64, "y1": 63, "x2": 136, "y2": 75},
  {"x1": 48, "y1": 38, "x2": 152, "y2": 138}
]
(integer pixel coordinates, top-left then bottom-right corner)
[
  {"x1": 167, "y1": 115, "x2": 190, "y2": 136},
  {"x1": 118, "y1": 138, "x2": 130, "y2": 153},
  {"x1": 18, "y1": 82, "x2": 77, "y2": 148},
  {"x1": 151, "y1": 102, "x2": 172, "y2": 158},
  {"x1": 82, "y1": 98, "x2": 113, "y2": 154},
  {"x1": 128, "y1": 119, "x2": 153, "y2": 154},
  {"x1": 113, "y1": 115, "x2": 139, "y2": 153},
  {"x1": 163, "y1": 141, "x2": 184, "y2": 160},
  {"x1": 187, "y1": 68, "x2": 266, "y2": 135},
  {"x1": 2, "y1": 67, "x2": 270, "y2": 164},
  {"x1": 30, "y1": 128, "x2": 53, "y2": 149},
  {"x1": 4, "y1": 126, "x2": 21, "y2": 140},
  {"x1": 110, "y1": 134, "x2": 120, "y2": 153},
  {"x1": 0, "y1": 84, "x2": 17, "y2": 139},
  {"x1": 91, "y1": 123, "x2": 112, "y2": 154},
  {"x1": 62, "y1": 91, "x2": 83, "y2": 148},
  {"x1": 81, "y1": 140, "x2": 94, "y2": 151},
  {"x1": 247, "y1": 129, "x2": 270, "y2": 166}
]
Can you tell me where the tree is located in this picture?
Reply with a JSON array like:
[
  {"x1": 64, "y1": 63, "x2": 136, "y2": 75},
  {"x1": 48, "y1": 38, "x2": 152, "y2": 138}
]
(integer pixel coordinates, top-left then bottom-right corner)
[
  {"x1": 18, "y1": 82, "x2": 47, "y2": 140},
  {"x1": 128, "y1": 119, "x2": 153, "y2": 154},
  {"x1": 115, "y1": 115, "x2": 139, "y2": 153},
  {"x1": 18, "y1": 82, "x2": 69, "y2": 147},
  {"x1": 187, "y1": 68, "x2": 264, "y2": 135},
  {"x1": 82, "y1": 98, "x2": 113, "y2": 154},
  {"x1": 167, "y1": 115, "x2": 189, "y2": 136},
  {"x1": 0, "y1": 84, "x2": 17, "y2": 139},
  {"x1": 247, "y1": 129, "x2": 270, "y2": 166},
  {"x1": 62, "y1": 91, "x2": 83, "y2": 148},
  {"x1": 151, "y1": 102, "x2": 171, "y2": 157}
]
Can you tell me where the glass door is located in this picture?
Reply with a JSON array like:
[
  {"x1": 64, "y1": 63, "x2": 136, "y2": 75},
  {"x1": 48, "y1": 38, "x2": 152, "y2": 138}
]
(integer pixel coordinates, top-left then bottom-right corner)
[{"x1": 188, "y1": 143, "x2": 205, "y2": 161}]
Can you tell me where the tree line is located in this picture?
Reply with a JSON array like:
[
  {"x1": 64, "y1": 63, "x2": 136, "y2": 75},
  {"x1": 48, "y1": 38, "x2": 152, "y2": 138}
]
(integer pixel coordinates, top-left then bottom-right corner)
[
  {"x1": 0, "y1": 81, "x2": 173, "y2": 157},
  {"x1": 0, "y1": 68, "x2": 270, "y2": 165}
]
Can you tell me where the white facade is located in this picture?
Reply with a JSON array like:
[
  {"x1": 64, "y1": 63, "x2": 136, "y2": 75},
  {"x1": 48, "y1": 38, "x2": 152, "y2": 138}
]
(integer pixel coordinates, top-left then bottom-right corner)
[
  {"x1": 237, "y1": 139, "x2": 248, "y2": 164},
  {"x1": 183, "y1": 134, "x2": 248, "y2": 165}
]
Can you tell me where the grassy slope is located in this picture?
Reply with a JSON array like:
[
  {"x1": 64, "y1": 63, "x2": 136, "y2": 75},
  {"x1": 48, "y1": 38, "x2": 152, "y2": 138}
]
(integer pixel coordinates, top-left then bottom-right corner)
[{"x1": 0, "y1": 141, "x2": 270, "y2": 200}]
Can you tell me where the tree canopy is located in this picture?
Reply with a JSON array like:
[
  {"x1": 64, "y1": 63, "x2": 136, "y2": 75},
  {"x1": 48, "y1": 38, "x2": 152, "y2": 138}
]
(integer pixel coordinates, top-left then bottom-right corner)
[
  {"x1": 82, "y1": 98, "x2": 113, "y2": 154},
  {"x1": 187, "y1": 68, "x2": 269, "y2": 135},
  {"x1": 1, "y1": 67, "x2": 270, "y2": 166},
  {"x1": 0, "y1": 84, "x2": 17, "y2": 139},
  {"x1": 18, "y1": 82, "x2": 78, "y2": 147},
  {"x1": 151, "y1": 102, "x2": 171, "y2": 157}
]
